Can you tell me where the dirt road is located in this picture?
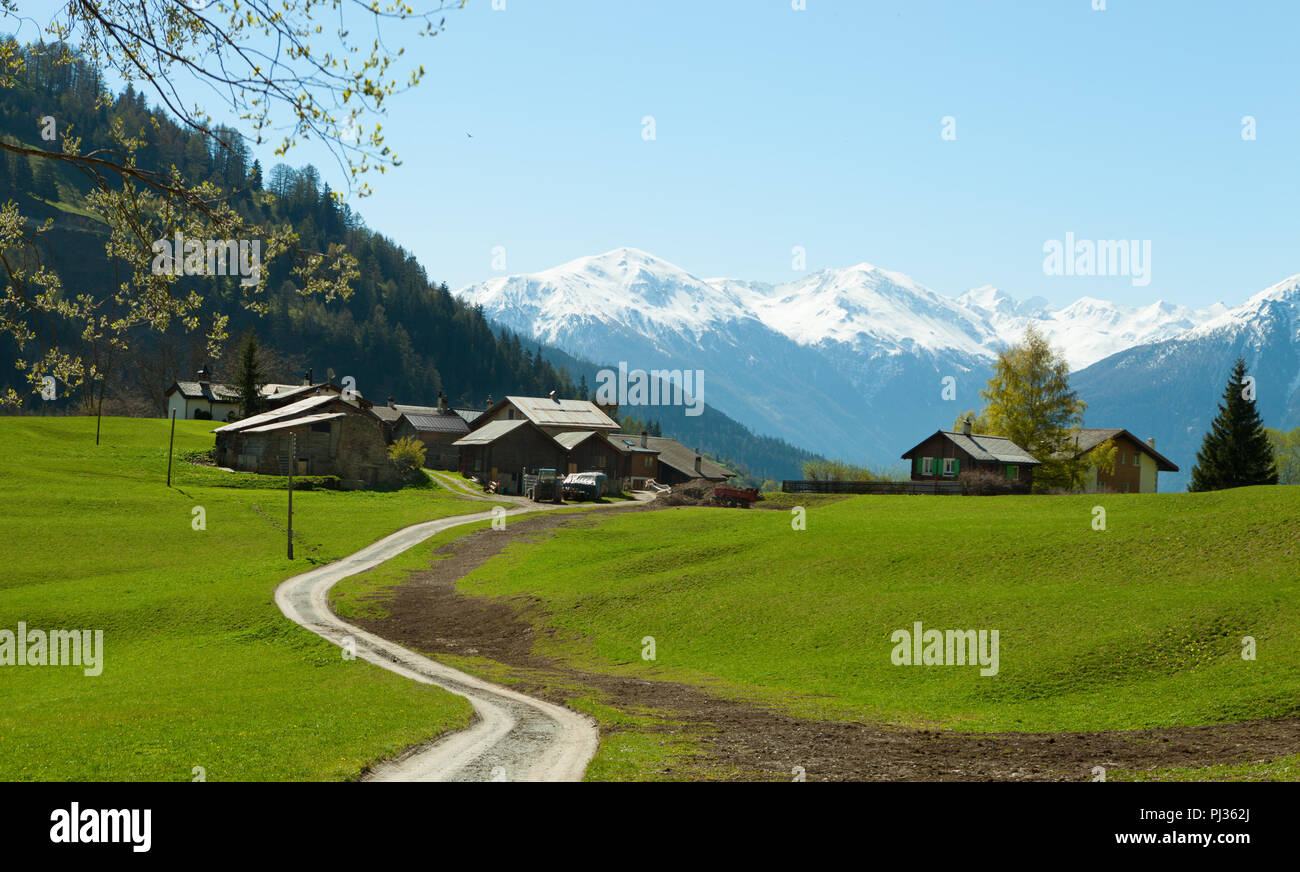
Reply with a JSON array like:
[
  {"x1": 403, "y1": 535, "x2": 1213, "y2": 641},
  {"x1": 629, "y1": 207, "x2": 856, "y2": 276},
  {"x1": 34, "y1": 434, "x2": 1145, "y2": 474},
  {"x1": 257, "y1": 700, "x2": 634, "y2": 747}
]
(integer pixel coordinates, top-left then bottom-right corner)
[{"x1": 275, "y1": 488, "x2": 649, "y2": 782}]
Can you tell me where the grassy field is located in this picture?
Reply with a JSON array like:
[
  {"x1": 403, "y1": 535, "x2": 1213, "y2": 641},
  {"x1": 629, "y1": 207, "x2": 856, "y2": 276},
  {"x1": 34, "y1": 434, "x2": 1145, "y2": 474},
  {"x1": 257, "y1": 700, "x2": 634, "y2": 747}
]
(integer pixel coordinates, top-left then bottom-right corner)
[
  {"x1": 0, "y1": 415, "x2": 505, "y2": 781},
  {"x1": 446, "y1": 490, "x2": 1300, "y2": 734}
]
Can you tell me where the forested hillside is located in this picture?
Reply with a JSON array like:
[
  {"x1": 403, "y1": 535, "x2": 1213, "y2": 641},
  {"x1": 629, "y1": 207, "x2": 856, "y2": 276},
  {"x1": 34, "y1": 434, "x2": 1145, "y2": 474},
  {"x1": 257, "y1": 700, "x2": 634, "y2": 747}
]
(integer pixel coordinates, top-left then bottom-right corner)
[{"x1": 0, "y1": 39, "x2": 821, "y2": 482}]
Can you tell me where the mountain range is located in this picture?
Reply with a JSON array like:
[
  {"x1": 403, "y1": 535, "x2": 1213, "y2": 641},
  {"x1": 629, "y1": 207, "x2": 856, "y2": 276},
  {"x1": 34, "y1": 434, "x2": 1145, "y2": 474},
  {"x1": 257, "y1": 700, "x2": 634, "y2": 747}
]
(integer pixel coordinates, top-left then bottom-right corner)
[{"x1": 458, "y1": 248, "x2": 1300, "y2": 491}]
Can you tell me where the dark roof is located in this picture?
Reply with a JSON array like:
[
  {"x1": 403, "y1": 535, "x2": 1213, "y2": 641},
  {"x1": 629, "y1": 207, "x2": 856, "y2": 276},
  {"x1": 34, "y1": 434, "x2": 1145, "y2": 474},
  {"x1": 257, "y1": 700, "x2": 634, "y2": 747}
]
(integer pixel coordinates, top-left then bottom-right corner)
[
  {"x1": 376, "y1": 403, "x2": 482, "y2": 425},
  {"x1": 1067, "y1": 428, "x2": 1180, "y2": 472},
  {"x1": 606, "y1": 433, "x2": 660, "y2": 455},
  {"x1": 168, "y1": 381, "x2": 241, "y2": 403},
  {"x1": 399, "y1": 412, "x2": 470, "y2": 435},
  {"x1": 902, "y1": 431, "x2": 1041, "y2": 465},
  {"x1": 640, "y1": 436, "x2": 734, "y2": 480}
]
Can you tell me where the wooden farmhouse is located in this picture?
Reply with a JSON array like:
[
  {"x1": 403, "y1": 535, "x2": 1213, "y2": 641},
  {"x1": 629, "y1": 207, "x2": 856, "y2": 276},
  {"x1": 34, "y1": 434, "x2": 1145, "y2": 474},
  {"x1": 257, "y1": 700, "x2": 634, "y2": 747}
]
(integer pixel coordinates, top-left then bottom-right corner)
[
  {"x1": 454, "y1": 395, "x2": 735, "y2": 493},
  {"x1": 901, "y1": 420, "x2": 1041, "y2": 492},
  {"x1": 1065, "y1": 428, "x2": 1179, "y2": 493},
  {"x1": 211, "y1": 394, "x2": 398, "y2": 488},
  {"x1": 454, "y1": 418, "x2": 570, "y2": 493},
  {"x1": 635, "y1": 434, "x2": 733, "y2": 485},
  {"x1": 605, "y1": 432, "x2": 662, "y2": 489}
]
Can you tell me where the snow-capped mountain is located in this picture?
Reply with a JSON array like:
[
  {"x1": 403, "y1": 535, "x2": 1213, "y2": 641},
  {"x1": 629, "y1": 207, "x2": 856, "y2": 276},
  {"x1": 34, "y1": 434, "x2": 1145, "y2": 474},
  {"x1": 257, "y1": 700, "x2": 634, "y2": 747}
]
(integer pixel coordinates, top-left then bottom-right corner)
[
  {"x1": 457, "y1": 247, "x2": 1291, "y2": 484},
  {"x1": 1073, "y1": 274, "x2": 1300, "y2": 492}
]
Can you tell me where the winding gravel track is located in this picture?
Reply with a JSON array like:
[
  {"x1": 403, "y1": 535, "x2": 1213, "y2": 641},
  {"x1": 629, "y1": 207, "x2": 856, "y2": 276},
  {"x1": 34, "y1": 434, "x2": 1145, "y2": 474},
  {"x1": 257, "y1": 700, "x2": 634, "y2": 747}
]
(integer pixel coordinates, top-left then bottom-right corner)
[{"x1": 275, "y1": 490, "x2": 646, "y2": 782}]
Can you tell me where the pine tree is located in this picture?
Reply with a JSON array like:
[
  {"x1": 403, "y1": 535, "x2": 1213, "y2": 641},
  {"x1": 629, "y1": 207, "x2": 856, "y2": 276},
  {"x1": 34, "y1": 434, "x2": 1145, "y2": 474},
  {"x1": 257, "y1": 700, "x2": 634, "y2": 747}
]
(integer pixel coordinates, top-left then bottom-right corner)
[
  {"x1": 34, "y1": 161, "x2": 60, "y2": 201},
  {"x1": 10, "y1": 151, "x2": 34, "y2": 194},
  {"x1": 234, "y1": 331, "x2": 266, "y2": 419},
  {"x1": 1188, "y1": 358, "x2": 1278, "y2": 491}
]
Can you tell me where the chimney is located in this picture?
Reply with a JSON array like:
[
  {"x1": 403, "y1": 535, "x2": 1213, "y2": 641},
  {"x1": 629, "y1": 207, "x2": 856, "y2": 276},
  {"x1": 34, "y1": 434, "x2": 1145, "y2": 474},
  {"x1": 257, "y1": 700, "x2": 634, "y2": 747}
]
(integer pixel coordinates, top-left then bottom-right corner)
[
  {"x1": 640, "y1": 430, "x2": 648, "y2": 448},
  {"x1": 961, "y1": 417, "x2": 972, "y2": 436},
  {"x1": 438, "y1": 391, "x2": 448, "y2": 413},
  {"x1": 196, "y1": 364, "x2": 211, "y2": 381},
  {"x1": 1146, "y1": 437, "x2": 1155, "y2": 449},
  {"x1": 485, "y1": 394, "x2": 493, "y2": 409},
  {"x1": 694, "y1": 455, "x2": 702, "y2": 475},
  {"x1": 387, "y1": 396, "x2": 395, "y2": 409},
  {"x1": 302, "y1": 367, "x2": 313, "y2": 387},
  {"x1": 549, "y1": 389, "x2": 558, "y2": 402}
]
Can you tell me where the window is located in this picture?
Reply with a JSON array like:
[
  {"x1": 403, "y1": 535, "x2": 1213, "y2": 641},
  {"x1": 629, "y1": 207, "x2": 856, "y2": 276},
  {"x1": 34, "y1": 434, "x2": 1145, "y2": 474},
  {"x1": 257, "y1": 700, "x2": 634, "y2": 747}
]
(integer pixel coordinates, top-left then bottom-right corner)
[
  {"x1": 1006, "y1": 465, "x2": 1019, "y2": 480},
  {"x1": 1133, "y1": 453, "x2": 1140, "y2": 467},
  {"x1": 920, "y1": 456, "x2": 933, "y2": 475},
  {"x1": 1123, "y1": 483, "x2": 1130, "y2": 493},
  {"x1": 311, "y1": 420, "x2": 332, "y2": 433},
  {"x1": 1119, "y1": 452, "x2": 1126, "y2": 465},
  {"x1": 943, "y1": 457, "x2": 955, "y2": 476}
]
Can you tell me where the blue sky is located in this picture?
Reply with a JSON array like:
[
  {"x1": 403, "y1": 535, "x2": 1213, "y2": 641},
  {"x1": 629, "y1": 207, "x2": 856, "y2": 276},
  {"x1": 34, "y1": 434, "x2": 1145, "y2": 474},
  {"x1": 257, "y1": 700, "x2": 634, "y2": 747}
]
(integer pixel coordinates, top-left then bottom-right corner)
[{"x1": 15, "y1": 1, "x2": 1300, "y2": 308}]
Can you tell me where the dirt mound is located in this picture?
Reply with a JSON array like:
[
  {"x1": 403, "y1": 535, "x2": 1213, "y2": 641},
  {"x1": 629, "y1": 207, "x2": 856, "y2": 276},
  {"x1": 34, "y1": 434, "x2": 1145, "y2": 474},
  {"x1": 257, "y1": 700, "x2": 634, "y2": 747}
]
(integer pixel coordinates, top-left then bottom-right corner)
[{"x1": 649, "y1": 478, "x2": 721, "y2": 508}]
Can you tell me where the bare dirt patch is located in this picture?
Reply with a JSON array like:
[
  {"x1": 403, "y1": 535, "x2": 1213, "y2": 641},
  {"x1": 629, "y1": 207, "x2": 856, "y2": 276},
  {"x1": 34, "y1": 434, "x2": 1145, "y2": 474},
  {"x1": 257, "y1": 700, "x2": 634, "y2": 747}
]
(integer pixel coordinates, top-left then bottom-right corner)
[{"x1": 345, "y1": 513, "x2": 1300, "y2": 781}]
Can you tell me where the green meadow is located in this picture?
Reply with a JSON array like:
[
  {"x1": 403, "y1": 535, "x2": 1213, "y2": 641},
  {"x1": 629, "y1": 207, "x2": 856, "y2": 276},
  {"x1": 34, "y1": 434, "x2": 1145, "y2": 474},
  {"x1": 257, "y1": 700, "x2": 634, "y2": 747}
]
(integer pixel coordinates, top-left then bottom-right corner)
[
  {"x1": 450, "y1": 490, "x2": 1300, "y2": 734},
  {"x1": 0, "y1": 416, "x2": 499, "y2": 781}
]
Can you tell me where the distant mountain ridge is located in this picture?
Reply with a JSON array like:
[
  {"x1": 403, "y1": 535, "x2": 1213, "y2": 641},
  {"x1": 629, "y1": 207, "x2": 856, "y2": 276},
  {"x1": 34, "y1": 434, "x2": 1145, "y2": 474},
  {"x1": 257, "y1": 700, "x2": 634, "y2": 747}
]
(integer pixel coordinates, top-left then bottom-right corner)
[{"x1": 459, "y1": 248, "x2": 1298, "y2": 490}]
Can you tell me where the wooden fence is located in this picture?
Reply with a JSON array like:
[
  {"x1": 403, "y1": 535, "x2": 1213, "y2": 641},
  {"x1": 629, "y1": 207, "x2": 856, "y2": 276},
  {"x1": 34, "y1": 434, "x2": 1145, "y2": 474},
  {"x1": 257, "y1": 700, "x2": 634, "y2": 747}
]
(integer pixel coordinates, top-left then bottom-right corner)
[{"x1": 781, "y1": 479, "x2": 963, "y2": 495}]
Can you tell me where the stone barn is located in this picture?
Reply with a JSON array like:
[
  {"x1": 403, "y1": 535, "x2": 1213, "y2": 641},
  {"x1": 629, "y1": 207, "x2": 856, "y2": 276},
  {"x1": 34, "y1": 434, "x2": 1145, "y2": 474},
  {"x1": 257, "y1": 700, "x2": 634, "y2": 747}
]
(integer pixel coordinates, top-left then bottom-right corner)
[{"x1": 212, "y1": 394, "x2": 398, "y2": 488}]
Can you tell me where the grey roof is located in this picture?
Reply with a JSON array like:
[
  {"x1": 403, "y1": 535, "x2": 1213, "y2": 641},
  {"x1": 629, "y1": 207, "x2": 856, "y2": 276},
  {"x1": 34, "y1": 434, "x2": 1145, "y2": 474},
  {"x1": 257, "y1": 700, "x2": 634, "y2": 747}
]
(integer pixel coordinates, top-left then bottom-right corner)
[
  {"x1": 400, "y1": 412, "x2": 470, "y2": 435},
  {"x1": 1069, "y1": 428, "x2": 1125, "y2": 454},
  {"x1": 169, "y1": 381, "x2": 337, "y2": 406},
  {"x1": 169, "y1": 381, "x2": 242, "y2": 403},
  {"x1": 241, "y1": 412, "x2": 346, "y2": 434},
  {"x1": 376, "y1": 403, "x2": 482, "y2": 425},
  {"x1": 452, "y1": 418, "x2": 534, "y2": 446},
  {"x1": 498, "y1": 396, "x2": 619, "y2": 431},
  {"x1": 905, "y1": 430, "x2": 1041, "y2": 465},
  {"x1": 212, "y1": 394, "x2": 360, "y2": 434},
  {"x1": 554, "y1": 430, "x2": 603, "y2": 450},
  {"x1": 640, "y1": 435, "x2": 734, "y2": 480}
]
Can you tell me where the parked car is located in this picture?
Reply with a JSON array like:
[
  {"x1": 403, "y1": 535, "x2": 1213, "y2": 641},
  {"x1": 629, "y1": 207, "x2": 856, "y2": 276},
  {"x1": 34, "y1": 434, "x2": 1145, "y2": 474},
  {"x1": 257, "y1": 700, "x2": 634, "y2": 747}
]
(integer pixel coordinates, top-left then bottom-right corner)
[{"x1": 562, "y1": 471, "x2": 608, "y2": 501}]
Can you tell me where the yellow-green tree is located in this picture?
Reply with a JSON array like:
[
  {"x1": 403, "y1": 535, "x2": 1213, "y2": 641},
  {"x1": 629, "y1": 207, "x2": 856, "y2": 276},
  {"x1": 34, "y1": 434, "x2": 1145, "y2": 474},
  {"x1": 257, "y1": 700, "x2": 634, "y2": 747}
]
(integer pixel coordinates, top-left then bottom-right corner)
[
  {"x1": 1265, "y1": 427, "x2": 1300, "y2": 484},
  {"x1": 951, "y1": 409, "x2": 993, "y2": 433},
  {"x1": 1084, "y1": 437, "x2": 1117, "y2": 477},
  {"x1": 387, "y1": 436, "x2": 427, "y2": 481},
  {"x1": 981, "y1": 324, "x2": 1086, "y2": 491}
]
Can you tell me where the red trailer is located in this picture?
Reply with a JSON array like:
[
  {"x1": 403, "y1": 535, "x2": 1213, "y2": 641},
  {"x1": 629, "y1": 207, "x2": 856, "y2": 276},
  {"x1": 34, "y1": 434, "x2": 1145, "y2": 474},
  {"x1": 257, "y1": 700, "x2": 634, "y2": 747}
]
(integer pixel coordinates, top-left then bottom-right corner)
[{"x1": 712, "y1": 485, "x2": 762, "y2": 508}]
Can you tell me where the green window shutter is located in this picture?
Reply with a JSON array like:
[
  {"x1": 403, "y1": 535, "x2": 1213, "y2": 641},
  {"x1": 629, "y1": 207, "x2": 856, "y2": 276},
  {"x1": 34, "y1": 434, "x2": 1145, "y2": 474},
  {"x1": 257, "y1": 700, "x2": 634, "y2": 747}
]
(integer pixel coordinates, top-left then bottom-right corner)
[
  {"x1": 953, "y1": 457, "x2": 960, "y2": 474},
  {"x1": 1006, "y1": 465, "x2": 1013, "y2": 479}
]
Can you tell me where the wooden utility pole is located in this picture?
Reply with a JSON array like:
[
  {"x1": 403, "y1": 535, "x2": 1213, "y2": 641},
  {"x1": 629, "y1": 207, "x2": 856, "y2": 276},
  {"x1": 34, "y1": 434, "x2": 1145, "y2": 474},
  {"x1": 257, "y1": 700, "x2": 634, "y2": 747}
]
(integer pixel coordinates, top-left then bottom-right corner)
[
  {"x1": 95, "y1": 374, "x2": 105, "y2": 446},
  {"x1": 166, "y1": 410, "x2": 176, "y2": 487},
  {"x1": 287, "y1": 432, "x2": 295, "y2": 559}
]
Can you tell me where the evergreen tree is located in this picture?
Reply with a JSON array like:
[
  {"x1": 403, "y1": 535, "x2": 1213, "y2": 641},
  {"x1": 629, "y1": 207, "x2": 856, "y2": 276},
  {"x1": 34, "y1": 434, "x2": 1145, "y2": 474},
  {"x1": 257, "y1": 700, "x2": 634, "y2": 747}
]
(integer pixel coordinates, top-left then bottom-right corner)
[
  {"x1": 249, "y1": 159, "x2": 263, "y2": 191},
  {"x1": 1188, "y1": 358, "x2": 1278, "y2": 491},
  {"x1": 34, "y1": 161, "x2": 60, "y2": 200},
  {"x1": 233, "y1": 331, "x2": 266, "y2": 418},
  {"x1": 10, "y1": 151, "x2": 34, "y2": 194}
]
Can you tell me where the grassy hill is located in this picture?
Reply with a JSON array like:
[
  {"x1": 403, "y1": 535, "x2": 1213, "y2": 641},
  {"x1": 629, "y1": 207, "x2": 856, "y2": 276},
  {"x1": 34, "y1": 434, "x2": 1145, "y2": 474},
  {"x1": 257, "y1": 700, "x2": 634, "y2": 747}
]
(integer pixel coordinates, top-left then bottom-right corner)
[
  {"x1": 444, "y1": 490, "x2": 1300, "y2": 735},
  {"x1": 0, "y1": 416, "x2": 506, "y2": 781}
]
